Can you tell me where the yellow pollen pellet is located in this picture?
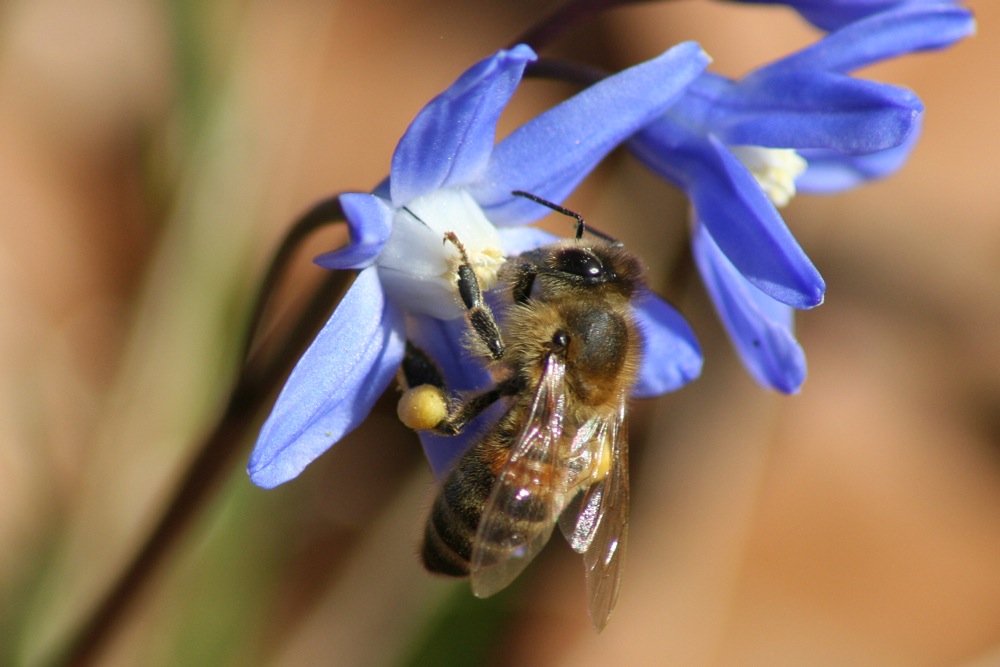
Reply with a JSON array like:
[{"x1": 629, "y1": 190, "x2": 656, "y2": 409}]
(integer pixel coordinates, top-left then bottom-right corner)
[{"x1": 397, "y1": 384, "x2": 448, "y2": 431}]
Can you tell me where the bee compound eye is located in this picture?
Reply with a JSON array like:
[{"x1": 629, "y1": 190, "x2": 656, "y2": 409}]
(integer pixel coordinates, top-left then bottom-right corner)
[{"x1": 556, "y1": 248, "x2": 603, "y2": 279}]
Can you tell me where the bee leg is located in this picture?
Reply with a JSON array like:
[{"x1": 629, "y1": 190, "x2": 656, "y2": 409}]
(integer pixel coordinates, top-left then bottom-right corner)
[
  {"x1": 401, "y1": 340, "x2": 446, "y2": 391},
  {"x1": 508, "y1": 263, "x2": 537, "y2": 305},
  {"x1": 398, "y1": 341, "x2": 523, "y2": 437},
  {"x1": 444, "y1": 232, "x2": 505, "y2": 361},
  {"x1": 398, "y1": 341, "x2": 451, "y2": 432},
  {"x1": 435, "y1": 375, "x2": 523, "y2": 436}
]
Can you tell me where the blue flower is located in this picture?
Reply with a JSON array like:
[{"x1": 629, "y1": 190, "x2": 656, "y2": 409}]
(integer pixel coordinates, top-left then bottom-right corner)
[
  {"x1": 249, "y1": 43, "x2": 710, "y2": 488},
  {"x1": 728, "y1": 0, "x2": 967, "y2": 31},
  {"x1": 629, "y1": 4, "x2": 974, "y2": 393}
]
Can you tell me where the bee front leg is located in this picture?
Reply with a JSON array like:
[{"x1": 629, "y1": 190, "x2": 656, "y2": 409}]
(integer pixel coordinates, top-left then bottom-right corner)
[{"x1": 444, "y1": 232, "x2": 505, "y2": 361}]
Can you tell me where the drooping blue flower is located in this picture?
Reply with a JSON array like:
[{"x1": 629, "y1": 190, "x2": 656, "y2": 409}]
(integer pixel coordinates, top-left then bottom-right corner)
[
  {"x1": 629, "y1": 4, "x2": 974, "y2": 393},
  {"x1": 249, "y1": 43, "x2": 710, "y2": 488},
  {"x1": 726, "y1": 0, "x2": 966, "y2": 31}
]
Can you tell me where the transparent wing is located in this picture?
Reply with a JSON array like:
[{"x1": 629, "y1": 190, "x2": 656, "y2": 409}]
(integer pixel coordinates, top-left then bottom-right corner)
[
  {"x1": 470, "y1": 352, "x2": 569, "y2": 598},
  {"x1": 561, "y1": 392, "x2": 630, "y2": 632}
]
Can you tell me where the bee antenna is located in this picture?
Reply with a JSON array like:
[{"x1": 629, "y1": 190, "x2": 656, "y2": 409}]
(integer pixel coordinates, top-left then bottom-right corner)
[
  {"x1": 511, "y1": 190, "x2": 587, "y2": 239},
  {"x1": 510, "y1": 190, "x2": 619, "y2": 243}
]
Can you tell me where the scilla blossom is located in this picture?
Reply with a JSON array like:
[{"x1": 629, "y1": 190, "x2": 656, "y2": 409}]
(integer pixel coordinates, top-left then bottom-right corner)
[
  {"x1": 728, "y1": 0, "x2": 967, "y2": 31},
  {"x1": 630, "y1": 4, "x2": 974, "y2": 392},
  {"x1": 249, "y1": 43, "x2": 710, "y2": 487}
]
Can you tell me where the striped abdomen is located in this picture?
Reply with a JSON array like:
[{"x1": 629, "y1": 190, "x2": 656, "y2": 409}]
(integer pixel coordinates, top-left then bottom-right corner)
[{"x1": 420, "y1": 408, "x2": 554, "y2": 576}]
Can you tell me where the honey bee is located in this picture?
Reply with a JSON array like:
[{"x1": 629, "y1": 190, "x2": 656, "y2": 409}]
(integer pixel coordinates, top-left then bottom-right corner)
[{"x1": 398, "y1": 192, "x2": 643, "y2": 631}]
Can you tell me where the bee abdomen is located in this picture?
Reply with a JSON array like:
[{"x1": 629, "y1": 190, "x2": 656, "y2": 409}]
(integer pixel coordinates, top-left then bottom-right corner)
[
  {"x1": 422, "y1": 458, "x2": 556, "y2": 576},
  {"x1": 421, "y1": 508, "x2": 471, "y2": 576},
  {"x1": 421, "y1": 455, "x2": 494, "y2": 576},
  {"x1": 421, "y1": 485, "x2": 481, "y2": 576}
]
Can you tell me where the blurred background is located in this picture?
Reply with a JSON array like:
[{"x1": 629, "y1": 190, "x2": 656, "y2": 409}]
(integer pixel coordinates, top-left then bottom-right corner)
[{"x1": 1, "y1": 0, "x2": 998, "y2": 665}]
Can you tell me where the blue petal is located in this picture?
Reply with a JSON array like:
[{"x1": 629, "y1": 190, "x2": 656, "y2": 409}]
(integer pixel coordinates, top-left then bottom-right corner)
[
  {"x1": 762, "y1": 4, "x2": 976, "y2": 75},
  {"x1": 692, "y1": 222, "x2": 806, "y2": 393},
  {"x1": 314, "y1": 193, "x2": 394, "y2": 270},
  {"x1": 472, "y1": 41, "x2": 710, "y2": 226},
  {"x1": 797, "y1": 115, "x2": 921, "y2": 192},
  {"x1": 632, "y1": 289, "x2": 703, "y2": 398},
  {"x1": 407, "y1": 314, "x2": 491, "y2": 394},
  {"x1": 630, "y1": 120, "x2": 825, "y2": 309},
  {"x1": 733, "y1": 1, "x2": 960, "y2": 33},
  {"x1": 389, "y1": 45, "x2": 536, "y2": 206},
  {"x1": 772, "y1": 0, "x2": 905, "y2": 32},
  {"x1": 248, "y1": 267, "x2": 406, "y2": 488},
  {"x1": 685, "y1": 70, "x2": 922, "y2": 154}
]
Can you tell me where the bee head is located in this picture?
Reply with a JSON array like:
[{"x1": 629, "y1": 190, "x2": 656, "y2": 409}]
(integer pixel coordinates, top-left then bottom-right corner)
[
  {"x1": 504, "y1": 191, "x2": 645, "y2": 303},
  {"x1": 512, "y1": 240, "x2": 643, "y2": 303}
]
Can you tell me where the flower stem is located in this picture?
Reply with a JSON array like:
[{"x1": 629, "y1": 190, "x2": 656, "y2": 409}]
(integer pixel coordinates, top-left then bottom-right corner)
[
  {"x1": 241, "y1": 195, "x2": 347, "y2": 363},
  {"x1": 525, "y1": 57, "x2": 607, "y2": 86},
  {"x1": 509, "y1": 0, "x2": 662, "y2": 52},
  {"x1": 50, "y1": 202, "x2": 353, "y2": 667}
]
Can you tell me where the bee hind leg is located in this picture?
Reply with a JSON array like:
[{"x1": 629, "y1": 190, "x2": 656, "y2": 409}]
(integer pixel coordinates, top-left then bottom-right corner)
[
  {"x1": 436, "y1": 377, "x2": 521, "y2": 435},
  {"x1": 398, "y1": 341, "x2": 450, "y2": 432},
  {"x1": 398, "y1": 341, "x2": 521, "y2": 436},
  {"x1": 401, "y1": 340, "x2": 447, "y2": 391}
]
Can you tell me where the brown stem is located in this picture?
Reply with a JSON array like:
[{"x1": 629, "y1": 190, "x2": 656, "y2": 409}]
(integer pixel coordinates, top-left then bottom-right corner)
[
  {"x1": 50, "y1": 204, "x2": 353, "y2": 667},
  {"x1": 525, "y1": 57, "x2": 607, "y2": 87},
  {"x1": 241, "y1": 195, "x2": 347, "y2": 363},
  {"x1": 509, "y1": 0, "x2": 662, "y2": 52}
]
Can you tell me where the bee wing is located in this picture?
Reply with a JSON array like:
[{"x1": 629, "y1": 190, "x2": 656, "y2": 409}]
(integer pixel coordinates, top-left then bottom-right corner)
[
  {"x1": 565, "y1": 392, "x2": 630, "y2": 632},
  {"x1": 469, "y1": 351, "x2": 570, "y2": 599}
]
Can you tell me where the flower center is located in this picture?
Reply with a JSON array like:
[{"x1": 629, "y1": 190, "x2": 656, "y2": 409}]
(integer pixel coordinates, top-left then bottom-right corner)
[
  {"x1": 729, "y1": 146, "x2": 807, "y2": 208},
  {"x1": 377, "y1": 188, "x2": 505, "y2": 320}
]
